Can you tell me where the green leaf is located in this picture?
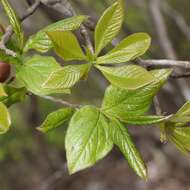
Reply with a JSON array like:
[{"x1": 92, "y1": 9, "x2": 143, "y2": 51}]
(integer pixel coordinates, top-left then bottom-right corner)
[
  {"x1": 47, "y1": 31, "x2": 86, "y2": 61},
  {"x1": 38, "y1": 108, "x2": 75, "y2": 133},
  {"x1": 95, "y1": 0, "x2": 124, "y2": 56},
  {"x1": 85, "y1": 47, "x2": 96, "y2": 62},
  {"x1": 43, "y1": 64, "x2": 90, "y2": 89},
  {"x1": 97, "y1": 33, "x2": 151, "y2": 64},
  {"x1": 169, "y1": 116, "x2": 190, "y2": 124},
  {"x1": 16, "y1": 55, "x2": 70, "y2": 96},
  {"x1": 0, "y1": 85, "x2": 26, "y2": 107},
  {"x1": 172, "y1": 127, "x2": 190, "y2": 139},
  {"x1": 0, "y1": 50, "x2": 20, "y2": 65},
  {"x1": 0, "y1": 84, "x2": 7, "y2": 97},
  {"x1": 65, "y1": 106, "x2": 113, "y2": 174},
  {"x1": 176, "y1": 101, "x2": 190, "y2": 117},
  {"x1": 96, "y1": 64, "x2": 155, "y2": 89},
  {"x1": 169, "y1": 135, "x2": 189, "y2": 154},
  {"x1": 1, "y1": 0, "x2": 24, "y2": 48},
  {"x1": 118, "y1": 115, "x2": 172, "y2": 125},
  {"x1": 24, "y1": 15, "x2": 87, "y2": 53},
  {"x1": 167, "y1": 126, "x2": 190, "y2": 154},
  {"x1": 110, "y1": 119, "x2": 147, "y2": 178},
  {"x1": 167, "y1": 101, "x2": 190, "y2": 126},
  {"x1": 102, "y1": 69, "x2": 171, "y2": 120},
  {"x1": 0, "y1": 102, "x2": 11, "y2": 134}
]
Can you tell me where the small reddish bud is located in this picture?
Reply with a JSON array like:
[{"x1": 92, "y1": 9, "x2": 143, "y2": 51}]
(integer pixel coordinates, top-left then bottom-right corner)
[
  {"x1": 0, "y1": 62, "x2": 11, "y2": 82},
  {"x1": 0, "y1": 24, "x2": 5, "y2": 33}
]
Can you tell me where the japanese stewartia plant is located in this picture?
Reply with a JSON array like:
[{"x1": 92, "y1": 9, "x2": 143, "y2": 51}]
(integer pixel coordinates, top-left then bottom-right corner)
[{"x1": 1, "y1": 0, "x2": 190, "y2": 179}]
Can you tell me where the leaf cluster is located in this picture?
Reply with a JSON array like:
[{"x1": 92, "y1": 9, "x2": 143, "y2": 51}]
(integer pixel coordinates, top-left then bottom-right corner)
[{"x1": 0, "y1": 0, "x2": 190, "y2": 179}]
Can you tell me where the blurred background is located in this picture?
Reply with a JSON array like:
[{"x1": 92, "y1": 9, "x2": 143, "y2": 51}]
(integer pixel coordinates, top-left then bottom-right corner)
[{"x1": 1, "y1": 0, "x2": 190, "y2": 189}]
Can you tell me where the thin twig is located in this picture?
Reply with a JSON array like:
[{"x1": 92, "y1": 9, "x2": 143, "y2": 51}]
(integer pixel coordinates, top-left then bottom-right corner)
[
  {"x1": 0, "y1": 26, "x2": 17, "y2": 57},
  {"x1": 0, "y1": 0, "x2": 41, "y2": 56},
  {"x1": 21, "y1": 0, "x2": 41, "y2": 21},
  {"x1": 153, "y1": 96, "x2": 162, "y2": 115},
  {"x1": 41, "y1": 96, "x2": 81, "y2": 108},
  {"x1": 140, "y1": 59, "x2": 190, "y2": 69}
]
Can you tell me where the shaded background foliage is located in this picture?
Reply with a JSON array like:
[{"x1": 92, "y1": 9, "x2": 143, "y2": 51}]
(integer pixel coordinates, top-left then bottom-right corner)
[{"x1": 0, "y1": 0, "x2": 190, "y2": 189}]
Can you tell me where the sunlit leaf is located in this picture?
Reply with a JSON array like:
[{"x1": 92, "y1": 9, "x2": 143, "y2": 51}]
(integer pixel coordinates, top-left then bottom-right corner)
[
  {"x1": 16, "y1": 55, "x2": 70, "y2": 96},
  {"x1": 65, "y1": 106, "x2": 113, "y2": 174},
  {"x1": 47, "y1": 31, "x2": 86, "y2": 61},
  {"x1": 102, "y1": 69, "x2": 171, "y2": 120},
  {"x1": 43, "y1": 64, "x2": 90, "y2": 89},
  {"x1": 38, "y1": 108, "x2": 75, "y2": 133},
  {"x1": 110, "y1": 119, "x2": 147, "y2": 178},
  {"x1": 24, "y1": 15, "x2": 87, "y2": 53},
  {"x1": 118, "y1": 115, "x2": 172, "y2": 125},
  {"x1": 167, "y1": 126, "x2": 190, "y2": 155},
  {"x1": 0, "y1": 85, "x2": 26, "y2": 107},
  {"x1": 96, "y1": 64, "x2": 155, "y2": 89},
  {"x1": 176, "y1": 101, "x2": 190, "y2": 117},
  {"x1": 97, "y1": 33, "x2": 151, "y2": 64},
  {"x1": 0, "y1": 102, "x2": 11, "y2": 134},
  {"x1": 167, "y1": 101, "x2": 190, "y2": 127},
  {"x1": 95, "y1": 0, "x2": 124, "y2": 56}
]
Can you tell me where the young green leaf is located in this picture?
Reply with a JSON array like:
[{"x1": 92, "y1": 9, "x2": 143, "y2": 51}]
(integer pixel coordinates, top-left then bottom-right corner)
[
  {"x1": 97, "y1": 33, "x2": 151, "y2": 64},
  {"x1": 110, "y1": 119, "x2": 147, "y2": 178},
  {"x1": 38, "y1": 108, "x2": 75, "y2": 133},
  {"x1": 96, "y1": 65, "x2": 155, "y2": 89},
  {"x1": 171, "y1": 127, "x2": 190, "y2": 140},
  {"x1": 65, "y1": 106, "x2": 113, "y2": 174},
  {"x1": 176, "y1": 101, "x2": 190, "y2": 117},
  {"x1": 0, "y1": 84, "x2": 7, "y2": 97},
  {"x1": 95, "y1": 0, "x2": 124, "y2": 56},
  {"x1": 0, "y1": 85, "x2": 26, "y2": 107},
  {"x1": 24, "y1": 15, "x2": 87, "y2": 53},
  {"x1": 1, "y1": 0, "x2": 24, "y2": 48},
  {"x1": 43, "y1": 64, "x2": 90, "y2": 89},
  {"x1": 117, "y1": 115, "x2": 172, "y2": 125},
  {"x1": 47, "y1": 31, "x2": 86, "y2": 61},
  {"x1": 169, "y1": 116, "x2": 190, "y2": 124},
  {"x1": 85, "y1": 47, "x2": 96, "y2": 62},
  {"x1": 169, "y1": 135, "x2": 189, "y2": 154},
  {"x1": 16, "y1": 55, "x2": 70, "y2": 96},
  {"x1": 102, "y1": 69, "x2": 171, "y2": 120},
  {"x1": 167, "y1": 126, "x2": 190, "y2": 155},
  {"x1": 165, "y1": 101, "x2": 190, "y2": 127},
  {"x1": 0, "y1": 102, "x2": 11, "y2": 134}
]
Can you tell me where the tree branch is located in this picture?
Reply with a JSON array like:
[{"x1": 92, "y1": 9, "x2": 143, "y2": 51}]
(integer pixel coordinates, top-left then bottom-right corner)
[{"x1": 140, "y1": 59, "x2": 190, "y2": 69}]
